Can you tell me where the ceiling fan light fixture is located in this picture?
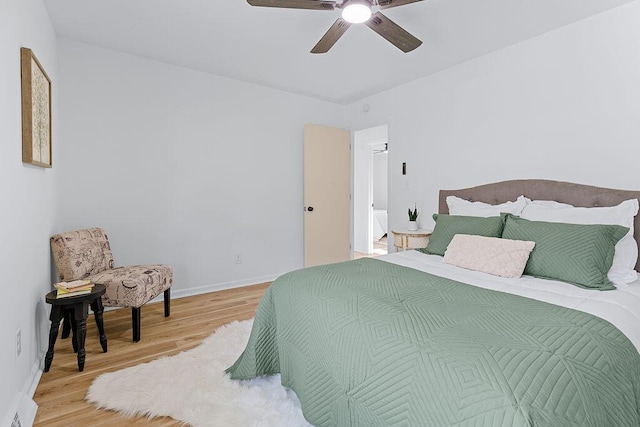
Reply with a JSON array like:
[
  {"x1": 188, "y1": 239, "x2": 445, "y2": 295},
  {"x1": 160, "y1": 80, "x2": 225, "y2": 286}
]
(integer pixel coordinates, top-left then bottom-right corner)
[{"x1": 341, "y1": 1, "x2": 372, "y2": 24}]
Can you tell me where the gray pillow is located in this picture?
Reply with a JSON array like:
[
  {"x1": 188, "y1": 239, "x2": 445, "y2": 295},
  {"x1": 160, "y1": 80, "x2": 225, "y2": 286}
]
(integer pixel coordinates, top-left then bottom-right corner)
[
  {"x1": 421, "y1": 214, "x2": 505, "y2": 256},
  {"x1": 501, "y1": 214, "x2": 628, "y2": 290}
]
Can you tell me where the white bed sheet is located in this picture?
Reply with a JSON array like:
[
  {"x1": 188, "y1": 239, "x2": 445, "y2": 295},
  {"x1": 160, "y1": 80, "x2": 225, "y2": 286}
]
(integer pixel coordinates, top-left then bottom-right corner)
[
  {"x1": 379, "y1": 250, "x2": 640, "y2": 353},
  {"x1": 372, "y1": 209, "x2": 387, "y2": 241}
]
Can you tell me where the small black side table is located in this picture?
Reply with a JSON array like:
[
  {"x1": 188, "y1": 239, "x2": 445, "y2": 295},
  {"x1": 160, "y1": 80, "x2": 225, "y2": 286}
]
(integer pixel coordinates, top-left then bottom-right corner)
[{"x1": 44, "y1": 284, "x2": 108, "y2": 372}]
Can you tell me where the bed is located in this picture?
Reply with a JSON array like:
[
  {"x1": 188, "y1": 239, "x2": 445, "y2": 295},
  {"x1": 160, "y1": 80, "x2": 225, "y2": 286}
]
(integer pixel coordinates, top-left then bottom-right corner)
[
  {"x1": 227, "y1": 180, "x2": 640, "y2": 426},
  {"x1": 373, "y1": 209, "x2": 388, "y2": 242}
]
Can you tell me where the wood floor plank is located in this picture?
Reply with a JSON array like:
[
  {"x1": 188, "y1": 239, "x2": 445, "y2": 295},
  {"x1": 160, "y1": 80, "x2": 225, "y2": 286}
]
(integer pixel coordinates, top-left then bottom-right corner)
[{"x1": 33, "y1": 282, "x2": 269, "y2": 426}]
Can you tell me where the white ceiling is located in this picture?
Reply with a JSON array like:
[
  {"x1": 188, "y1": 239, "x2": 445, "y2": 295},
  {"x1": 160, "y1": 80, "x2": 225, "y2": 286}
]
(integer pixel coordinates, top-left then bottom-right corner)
[{"x1": 43, "y1": 0, "x2": 633, "y2": 105}]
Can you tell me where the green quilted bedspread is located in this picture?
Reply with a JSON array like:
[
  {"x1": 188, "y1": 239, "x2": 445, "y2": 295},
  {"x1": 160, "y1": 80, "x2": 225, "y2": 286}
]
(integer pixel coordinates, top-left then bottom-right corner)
[{"x1": 227, "y1": 258, "x2": 640, "y2": 426}]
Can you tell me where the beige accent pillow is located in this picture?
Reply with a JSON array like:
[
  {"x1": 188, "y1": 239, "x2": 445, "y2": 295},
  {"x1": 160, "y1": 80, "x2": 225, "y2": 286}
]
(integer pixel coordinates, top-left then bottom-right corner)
[{"x1": 444, "y1": 234, "x2": 535, "y2": 278}]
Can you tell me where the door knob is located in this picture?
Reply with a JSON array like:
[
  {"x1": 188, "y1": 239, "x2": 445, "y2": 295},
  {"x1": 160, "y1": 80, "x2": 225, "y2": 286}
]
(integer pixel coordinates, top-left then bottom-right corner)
[{"x1": 307, "y1": 206, "x2": 314, "y2": 212}]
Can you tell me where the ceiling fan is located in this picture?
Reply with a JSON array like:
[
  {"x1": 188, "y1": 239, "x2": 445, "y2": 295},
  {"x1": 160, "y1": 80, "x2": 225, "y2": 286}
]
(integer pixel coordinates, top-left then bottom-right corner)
[{"x1": 247, "y1": 0, "x2": 423, "y2": 54}]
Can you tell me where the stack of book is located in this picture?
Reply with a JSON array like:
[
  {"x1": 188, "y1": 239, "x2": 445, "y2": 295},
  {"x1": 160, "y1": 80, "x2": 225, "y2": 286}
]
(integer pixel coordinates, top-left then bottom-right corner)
[{"x1": 54, "y1": 279, "x2": 94, "y2": 298}]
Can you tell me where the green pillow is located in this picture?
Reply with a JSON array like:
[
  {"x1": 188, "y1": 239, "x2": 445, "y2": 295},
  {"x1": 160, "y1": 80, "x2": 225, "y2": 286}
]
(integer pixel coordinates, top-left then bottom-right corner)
[
  {"x1": 421, "y1": 214, "x2": 505, "y2": 256},
  {"x1": 501, "y1": 214, "x2": 628, "y2": 290}
]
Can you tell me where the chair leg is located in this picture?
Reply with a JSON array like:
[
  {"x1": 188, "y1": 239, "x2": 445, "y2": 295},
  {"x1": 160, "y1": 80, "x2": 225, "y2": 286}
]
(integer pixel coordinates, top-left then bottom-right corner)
[
  {"x1": 164, "y1": 289, "x2": 171, "y2": 317},
  {"x1": 132, "y1": 307, "x2": 141, "y2": 343}
]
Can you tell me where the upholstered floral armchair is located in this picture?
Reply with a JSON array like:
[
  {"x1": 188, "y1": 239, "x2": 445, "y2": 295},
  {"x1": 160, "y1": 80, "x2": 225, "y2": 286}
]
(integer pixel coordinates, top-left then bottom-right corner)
[{"x1": 50, "y1": 228, "x2": 172, "y2": 342}]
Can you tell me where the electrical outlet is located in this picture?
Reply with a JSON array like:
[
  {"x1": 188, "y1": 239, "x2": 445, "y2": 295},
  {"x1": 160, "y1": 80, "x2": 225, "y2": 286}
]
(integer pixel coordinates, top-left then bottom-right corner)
[
  {"x1": 234, "y1": 254, "x2": 243, "y2": 265},
  {"x1": 16, "y1": 329, "x2": 21, "y2": 358}
]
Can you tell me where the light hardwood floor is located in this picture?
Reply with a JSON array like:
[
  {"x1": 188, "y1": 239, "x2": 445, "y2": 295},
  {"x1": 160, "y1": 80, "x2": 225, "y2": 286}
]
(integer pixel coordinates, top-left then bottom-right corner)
[
  {"x1": 354, "y1": 235, "x2": 388, "y2": 259},
  {"x1": 33, "y1": 282, "x2": 270, "y2": 426}
]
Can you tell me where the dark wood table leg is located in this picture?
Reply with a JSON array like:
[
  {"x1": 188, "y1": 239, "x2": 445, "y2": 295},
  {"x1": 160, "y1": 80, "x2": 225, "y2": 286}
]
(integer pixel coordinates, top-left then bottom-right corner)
[
  {"x1": 91, "y1": 297, "x2": 108, "y2": 353},
  {"x1": 69, "y1": 311, "x2": 78, "y2": 353},
  {"x1": 61, "y1": 309, "x2": 72, "y2": 339},
  {"x1": 44, "y1": 305, "x2": 63, "y2": 373},
  {"x1": 72, "y1": 301, "x2": 90, "y2": 372}
]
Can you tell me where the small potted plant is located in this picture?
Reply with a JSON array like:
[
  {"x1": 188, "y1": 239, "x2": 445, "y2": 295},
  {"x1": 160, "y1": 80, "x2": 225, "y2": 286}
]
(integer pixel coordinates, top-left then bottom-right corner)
[{"x1": 408, "y1": 204, "x2": 419, "y2": 230}]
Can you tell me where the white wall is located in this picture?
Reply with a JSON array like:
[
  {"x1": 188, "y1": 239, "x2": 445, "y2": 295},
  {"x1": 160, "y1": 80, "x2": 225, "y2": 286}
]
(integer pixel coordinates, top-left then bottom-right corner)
[
  {"x1": 0, "y1": 0, "x2": 57, "y2": 424},
  {"x1": 55, "y1": 40, "x2": 345, "y2": 297},
  {"x1": 346, "y1": 1, "x2": 640, "y2": 234}
]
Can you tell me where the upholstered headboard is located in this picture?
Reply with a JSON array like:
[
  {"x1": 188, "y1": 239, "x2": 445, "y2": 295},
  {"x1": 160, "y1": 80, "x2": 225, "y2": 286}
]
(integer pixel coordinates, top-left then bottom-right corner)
[{"x1": 439, "y1": 179, "x2": 640, "y2": 271}]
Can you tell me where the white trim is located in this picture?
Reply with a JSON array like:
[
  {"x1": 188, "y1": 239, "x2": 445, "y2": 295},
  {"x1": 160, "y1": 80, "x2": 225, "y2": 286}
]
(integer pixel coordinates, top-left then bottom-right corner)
[
  {"x1": 8, "y1": 359, "x2": 43, "y2": 427},
  {"x1": 2, "y1": 397, "x2": 19, "y2": 427},
  {"x1": 18, "y1": 393, "x2": 37, "y2": 427},
  {"x1": 3, "y1": 378, "x2": 39, "y2": 427},
  {"x1": 26, "y1": 359, "x2": 43, "y2": 398},
  {"x1": 99, "y1": 274, "x2": 281, "y2": 310},
  {"x1": 148, "y1": 273, "x2": 281, "y2": 303}
]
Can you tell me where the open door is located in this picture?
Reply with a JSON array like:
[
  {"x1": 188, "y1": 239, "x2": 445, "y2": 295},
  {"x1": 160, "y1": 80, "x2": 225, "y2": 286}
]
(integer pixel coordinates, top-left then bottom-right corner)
[{"x1": 304, "y1": 123, "x2": 351, "y2": 267}]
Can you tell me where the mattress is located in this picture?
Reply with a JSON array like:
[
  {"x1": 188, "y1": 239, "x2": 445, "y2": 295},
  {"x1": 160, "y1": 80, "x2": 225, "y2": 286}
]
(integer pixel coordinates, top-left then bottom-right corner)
[{"x1": 372, "y1": 209, "x2": 387, "y2": 241}]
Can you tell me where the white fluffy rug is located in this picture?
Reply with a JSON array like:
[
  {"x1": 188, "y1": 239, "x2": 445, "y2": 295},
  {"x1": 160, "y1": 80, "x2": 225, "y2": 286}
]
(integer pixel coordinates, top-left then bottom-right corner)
[{"x1": 87, "y1": 320, "x2": 312, "y2": 426}]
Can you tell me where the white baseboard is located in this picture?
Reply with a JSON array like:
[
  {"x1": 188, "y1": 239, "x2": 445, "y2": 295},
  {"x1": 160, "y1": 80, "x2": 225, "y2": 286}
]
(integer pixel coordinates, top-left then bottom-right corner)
[
  {"x1": 26, "y1": 359, "x2": 43, "y2": 398},
  {"x1": 18, "y1": 358, "x2": 43, "y2": 427},
  {"x1": 3, "y1": 371, "x2": 39, "y2": 427},
  {"x1": 148, "y1": 273, "x2": 281, "y2": 303},
  {"x1": 16, "y1": 394, "x2": 37, "y2": 427},
  {"x1": 98, "y1": 273, "x2": 280, "y2": 312}
]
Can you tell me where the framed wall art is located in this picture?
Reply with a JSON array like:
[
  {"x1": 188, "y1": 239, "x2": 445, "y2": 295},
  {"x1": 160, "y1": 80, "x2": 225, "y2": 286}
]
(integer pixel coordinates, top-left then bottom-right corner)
[{"x1": 21, "y1": 47, "x2": 52, "y2": 168}]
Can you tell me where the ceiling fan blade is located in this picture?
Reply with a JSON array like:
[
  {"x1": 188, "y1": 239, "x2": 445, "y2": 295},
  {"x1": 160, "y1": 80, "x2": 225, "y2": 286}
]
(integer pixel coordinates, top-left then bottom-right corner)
[
  {"x1": 365, "y1": 12, "x2": 422, "y2": 53},
  {"x1": 311, "y1": 18, "x2": 351, "y2": 54},
  {"x1": 377, "y1": 0, "x2": 423, "y2": 10},
  {"x1": 247, "y1": 0, "x2": 336, "y2": 10}
]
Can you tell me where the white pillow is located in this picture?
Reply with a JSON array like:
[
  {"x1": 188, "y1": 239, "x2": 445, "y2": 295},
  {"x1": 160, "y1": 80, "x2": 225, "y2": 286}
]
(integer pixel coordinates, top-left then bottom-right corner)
[
  {"x1": 443, "y1": 234, "x2": 535, "y2": 278},
  {"x1": 523, "y1": 199, "x2": 573, "y2": 209},
  {"x1": 446, "y1": 195, "x2": 527, "y2": 217},
  {"x1": 521, "y1": 198, "x2": 639, "y2": 286}
]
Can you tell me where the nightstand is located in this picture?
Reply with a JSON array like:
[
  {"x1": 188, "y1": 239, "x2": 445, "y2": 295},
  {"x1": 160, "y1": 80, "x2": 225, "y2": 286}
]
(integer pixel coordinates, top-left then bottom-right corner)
[{"x1": 392, "y1": 229, "x2": 432, "y2": 251}]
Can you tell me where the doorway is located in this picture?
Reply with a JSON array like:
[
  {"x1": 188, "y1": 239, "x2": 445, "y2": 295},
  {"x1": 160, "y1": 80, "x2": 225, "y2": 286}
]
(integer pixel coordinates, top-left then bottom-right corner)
[{"x1": 353, "y1": 125, "x2": 389, "y2": 258}]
